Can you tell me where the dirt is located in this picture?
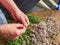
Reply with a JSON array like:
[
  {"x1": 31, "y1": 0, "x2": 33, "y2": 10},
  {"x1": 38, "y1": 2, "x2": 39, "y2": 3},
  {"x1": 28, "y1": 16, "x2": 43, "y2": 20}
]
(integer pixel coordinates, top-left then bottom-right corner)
[{"x1": 32, "y1": 10, "x2": 60, "y2": 22}]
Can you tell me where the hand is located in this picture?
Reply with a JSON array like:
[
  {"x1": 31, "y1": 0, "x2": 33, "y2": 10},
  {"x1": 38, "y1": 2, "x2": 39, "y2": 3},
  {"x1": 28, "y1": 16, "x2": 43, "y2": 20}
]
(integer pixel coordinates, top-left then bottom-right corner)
[
  {"x1": 0, "y1": 24, "x2": 26, "y2": 40},
  {"x1": 15, "y1": 10, "x2": 29, "y2": 27}
]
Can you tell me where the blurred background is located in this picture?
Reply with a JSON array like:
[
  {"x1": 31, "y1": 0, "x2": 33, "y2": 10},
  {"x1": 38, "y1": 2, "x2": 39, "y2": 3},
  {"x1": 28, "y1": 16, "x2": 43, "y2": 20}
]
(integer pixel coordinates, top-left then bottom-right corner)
[{"x1": 29, "y1": 0, "x2": 59, "y2": 12}]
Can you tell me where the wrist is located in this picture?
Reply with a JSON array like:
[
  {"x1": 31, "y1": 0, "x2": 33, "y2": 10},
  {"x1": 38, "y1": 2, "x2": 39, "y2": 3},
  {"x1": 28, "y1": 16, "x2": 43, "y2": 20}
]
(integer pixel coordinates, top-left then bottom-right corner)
[
  {"x1": 14, "y1": 8, "x2": 21, "y2": 13},
  {"x1": 15, "y1": 9, "x2": 25, "y2": 15}
]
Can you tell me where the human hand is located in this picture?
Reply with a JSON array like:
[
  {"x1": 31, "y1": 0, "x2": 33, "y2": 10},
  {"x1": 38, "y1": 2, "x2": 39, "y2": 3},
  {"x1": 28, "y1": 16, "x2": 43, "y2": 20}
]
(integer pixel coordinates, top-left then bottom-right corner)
[
  {"x1": 15, "y1": 10, "x2": 29, "y2": 27},
  {"x1": 0, "y1": 24, "x2": 26, "y2": 40}
]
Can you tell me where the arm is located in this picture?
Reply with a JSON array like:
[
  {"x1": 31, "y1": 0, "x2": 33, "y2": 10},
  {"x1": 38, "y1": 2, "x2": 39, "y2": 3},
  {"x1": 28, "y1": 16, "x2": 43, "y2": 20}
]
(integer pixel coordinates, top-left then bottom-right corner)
[
  {"x1": 0, "y1": 0, "x2": 23, "y2": 21},
  {"x1": 0, "y1": 0, "x2": 29, "y2": 26},
  {"x1": 4, "y1": 0, "x2": 23, "y2": 13}
]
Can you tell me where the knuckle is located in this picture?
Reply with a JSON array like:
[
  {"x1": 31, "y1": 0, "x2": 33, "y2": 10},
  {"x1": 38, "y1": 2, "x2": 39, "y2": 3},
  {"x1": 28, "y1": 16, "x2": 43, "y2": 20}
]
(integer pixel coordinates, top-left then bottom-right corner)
[
  {"x1": 15, "y1": 32, "x2": 19, "y2": 36},
  {"x1": 22, "y1": 30, "x2": 26, "y2": 34}
]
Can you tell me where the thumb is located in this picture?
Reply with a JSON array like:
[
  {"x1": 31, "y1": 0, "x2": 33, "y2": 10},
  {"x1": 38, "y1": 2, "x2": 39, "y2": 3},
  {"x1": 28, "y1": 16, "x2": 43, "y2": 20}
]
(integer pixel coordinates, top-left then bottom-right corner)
[{"x1": 13, "y1": 24, "x2": 23, "y2": 28}]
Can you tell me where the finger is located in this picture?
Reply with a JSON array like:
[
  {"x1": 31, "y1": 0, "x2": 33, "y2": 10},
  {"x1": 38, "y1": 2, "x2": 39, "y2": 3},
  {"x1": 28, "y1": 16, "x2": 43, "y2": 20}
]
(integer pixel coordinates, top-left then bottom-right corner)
[
  {"x1": 6, "y1": 33, "x2": 16, "y2": 40},
  {"x1": 20, "y1": 16, "x2": 27, "y2": 27},
  {"x1": 13, "y1": 24, "x2": 24, "y2": 28},
  {"x1": 15, "y1": 28, "x2": 26, "y2": 36},
  {"x1": 7, "y1": 34, "x2": 18, "y2": 40},
  {"x1": 10, "y1": 36, "x2": 19, "y2": 40},
  {"x1": 24, "y1": 15, "x2": 30, "y2": 26},
  {"x1": 11, "y1": 36, "x2": 20, "y2": 40},
  {"x1": 5, "y1": 34, "x2": 14, "y2": 40},
  {"x1": 13, "y1": 34, "x2": 22, "y2": 40},
  {"x1": 15, "y1": 36, "x2": 20, "y2": 39},
  {"x1": 9, "y1": 27, "x2": 26, "y2": 37}
]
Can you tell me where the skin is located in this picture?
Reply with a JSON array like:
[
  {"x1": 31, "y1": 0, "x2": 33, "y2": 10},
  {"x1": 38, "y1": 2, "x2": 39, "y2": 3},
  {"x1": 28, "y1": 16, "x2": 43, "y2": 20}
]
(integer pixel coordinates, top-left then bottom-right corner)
[
  {"x1": 0, "y1": 0, "x2": 29, "y2": 40},
  {"x1": 0, "y1": 24, "x2": 26, "y2": 40},
  {"x1": 0, "y1": 0, "x2": 29, "y2": 26}
]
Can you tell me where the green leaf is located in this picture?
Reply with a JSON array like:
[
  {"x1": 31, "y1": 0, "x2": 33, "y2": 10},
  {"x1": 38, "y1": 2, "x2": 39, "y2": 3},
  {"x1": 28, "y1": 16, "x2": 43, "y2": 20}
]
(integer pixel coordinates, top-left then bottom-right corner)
[{"x1": 27, "y1": 14, "x2": 41, "y2": 24}]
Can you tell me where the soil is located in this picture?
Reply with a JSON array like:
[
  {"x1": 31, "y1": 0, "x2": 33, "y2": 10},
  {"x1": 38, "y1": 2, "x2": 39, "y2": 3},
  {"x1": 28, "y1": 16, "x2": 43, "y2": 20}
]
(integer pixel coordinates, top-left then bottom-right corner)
[{"x1": 32, "y1": 10, "x2": 60, "y2": 22}]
